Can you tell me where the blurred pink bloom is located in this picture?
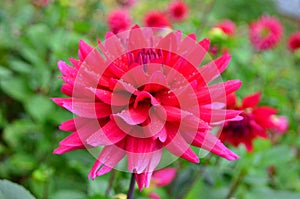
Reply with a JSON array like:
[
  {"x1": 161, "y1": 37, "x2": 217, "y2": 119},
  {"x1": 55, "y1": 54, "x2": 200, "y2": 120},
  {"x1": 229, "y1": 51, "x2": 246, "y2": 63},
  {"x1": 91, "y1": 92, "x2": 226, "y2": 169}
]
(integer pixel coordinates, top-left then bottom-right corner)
[
  {"x1": 31, "y1": 0, "x2": 49, "y2": 7},
  {"x1": 249, "y1": 15, "x2": 283, "y2": 51},
  {"x1": 149, "y1": 192, "x2": 161, "y2": 199},
  {"x1": 270, "y1": 115, "x2": 288, "y2": 134},
  {"x1": 144, "y1": 11, "x2": 170, "y2": 28},
  {"x1": 107, "y1": 10, "x2": 132, "y2": 34},
  {"x1": 215, "y1": 19, "x2": 236, "y2": 36},
  {"x1": 151, "y1": 168, "x2": 176, "y2": 187},
  {"x1": 116, "y1": 0, "x2": 136, "y2": 7},
  {"x1": 287, "y1": 32, "x2": 300, "y2": 52},
  {"x1": 148, "y1": 168, "x2": 176, "y2": 199},
  {"x1": 52, "y1": 26, "x2": 241, "y2": 190},
  {"x1": 220, "y1": 93, "x2": 278, "y2": 152},
  {"x1": 168, "y1": 1, "x2": 188, "y2": 21}
]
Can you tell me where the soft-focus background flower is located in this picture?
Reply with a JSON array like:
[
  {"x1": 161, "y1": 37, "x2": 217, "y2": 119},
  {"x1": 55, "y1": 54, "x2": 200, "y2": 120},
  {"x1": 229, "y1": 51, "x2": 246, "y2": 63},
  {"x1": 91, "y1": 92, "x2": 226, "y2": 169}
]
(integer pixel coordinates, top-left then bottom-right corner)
[{"x1": 0, "y1": 0, "x2": 299, "y2": 199}]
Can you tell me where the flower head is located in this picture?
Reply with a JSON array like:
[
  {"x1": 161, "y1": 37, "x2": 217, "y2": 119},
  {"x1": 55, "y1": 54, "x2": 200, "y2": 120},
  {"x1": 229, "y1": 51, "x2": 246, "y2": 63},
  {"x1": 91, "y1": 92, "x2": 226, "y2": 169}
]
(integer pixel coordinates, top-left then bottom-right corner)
[
  {"x1": 214, "y1": 19, "x2": 236, "y2": 36},
  {"x1": 52, "y1": 26, "x2": 241, "y2": 190},
  {"x1": 168, "y1": 1, "x2": 188, "y2": 21},
  {"x1": 144, "y1": 11, "x2": 170, "y2": 28},
  {"x1": 287, "y1": 32, "x2": 300, "y2": 52},
  {"x1": 249, "y1": 16, "x2": 283, "y2": 51},
  {"x1": 107, "y1": 10, "x2": 132, "y2": 34},
  {"x1": 220, "y1": 93, "x2": 278, "y2": 152}
]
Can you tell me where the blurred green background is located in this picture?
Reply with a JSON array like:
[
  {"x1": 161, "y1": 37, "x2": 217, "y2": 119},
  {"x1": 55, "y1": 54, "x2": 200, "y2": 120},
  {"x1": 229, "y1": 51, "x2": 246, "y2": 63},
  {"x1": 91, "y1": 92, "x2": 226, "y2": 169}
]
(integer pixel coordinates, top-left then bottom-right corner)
[{"x1": 0, "y1": 0, "x2": 299, "y2": 198}]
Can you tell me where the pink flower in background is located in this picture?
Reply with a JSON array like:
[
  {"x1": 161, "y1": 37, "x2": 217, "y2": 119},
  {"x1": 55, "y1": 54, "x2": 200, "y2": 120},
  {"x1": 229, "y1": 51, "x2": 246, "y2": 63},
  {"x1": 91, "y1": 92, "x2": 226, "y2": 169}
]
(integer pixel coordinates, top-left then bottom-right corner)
[
  {"x1": 116, "y1": 0, "x2": 136, "y2": 7},
  {"x1": 287, "y1": 32, "x2": 300, "y2": 52},
  {"x1": 52, "y1": 26, "x2": 241, "y2": 190},
  {"x1": 107, "y1": 10, "x2": 132, "y2": 34},
  {"x1": 148, "y1": 168, "x2": 176, "y2": 199},
  {"x1": 168, "y1": 1, "x2": 188, "y2": 21},
  {"x1": 249, "y1": 15, "x2": 283, "y2": 51},
  {"x1": 270, "y1": 115, "x2": 288, "y2": 134},
  {"x1": 215, "y1": 19, "x2": 236, "y2": 36},
  {"x1": 144, "y1": 11, "x2": 170, "y2": 28},
  {"x1": 220, "y1": 93, "x2": 279, "y2": 152},
  {"x1": 31, "y1": 0, "x2": 49, "y2": 7}
]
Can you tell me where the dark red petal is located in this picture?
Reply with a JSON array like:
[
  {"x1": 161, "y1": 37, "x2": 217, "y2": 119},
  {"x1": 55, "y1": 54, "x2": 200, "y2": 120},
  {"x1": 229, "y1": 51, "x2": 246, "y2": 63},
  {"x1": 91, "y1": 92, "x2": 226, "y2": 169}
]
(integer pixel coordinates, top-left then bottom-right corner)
[{"x1": 242, "y1": 92, "x2": 261, "y2": 109}]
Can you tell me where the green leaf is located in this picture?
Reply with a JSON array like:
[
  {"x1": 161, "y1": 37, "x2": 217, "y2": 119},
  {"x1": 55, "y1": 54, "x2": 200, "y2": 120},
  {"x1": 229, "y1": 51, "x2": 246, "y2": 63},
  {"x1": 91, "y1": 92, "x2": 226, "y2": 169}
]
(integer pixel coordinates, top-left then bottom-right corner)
[
  {"x1": 0, "y1": 179, "x2": 36, "y2": 199},
  {"x1": 0, "y1": 76, "x2": 30, "y2": 101},
  {"x1": 0, "y1": 66, "x2": 12, "y2": 78},
  {"x1": 245, "y1": 188, "x2": 300, "y2": 199},
  {"x1": 24, "y1": 95, "x2": 55, "y2": 121},
  {"x1": 9, "y1": 60, "x2": 32, "y2": 74}
]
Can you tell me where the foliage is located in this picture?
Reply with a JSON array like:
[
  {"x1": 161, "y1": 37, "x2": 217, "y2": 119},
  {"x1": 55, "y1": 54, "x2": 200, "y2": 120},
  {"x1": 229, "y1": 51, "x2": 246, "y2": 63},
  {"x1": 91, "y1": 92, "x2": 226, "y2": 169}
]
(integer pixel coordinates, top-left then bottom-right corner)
[{"x1": 0, "y1": 0, "x2": 299, "y2": 198}]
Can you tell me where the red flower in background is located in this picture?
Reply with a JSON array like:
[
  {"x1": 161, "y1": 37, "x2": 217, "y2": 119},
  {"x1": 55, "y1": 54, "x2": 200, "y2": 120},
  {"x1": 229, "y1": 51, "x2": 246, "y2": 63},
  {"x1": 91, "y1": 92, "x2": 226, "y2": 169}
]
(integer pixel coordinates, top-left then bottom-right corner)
[
  {"x1": 215, "y1": 19, "x2": 236, "y2": 36},
  {"x1": 220, "y1": 93, "x2": 279, "y2": 152},
  {"x1": 287, "y1": 32, "x2": 300, "y2": 52},
  {"x1": 107, "y1": 10, "x2": 132, "y2": 34},
  {"x1": 144, "y1": 11, "x2": 170, "y2": 28},
  {"x1": 249, "y1": 16, "x2": 283, "y2": 51},
  {"x1": 168, "y1": 1, "x2": 188, "y2": 21},
  {"x1": 52, "y1": 26, "x2": 242, "y2": 190}
]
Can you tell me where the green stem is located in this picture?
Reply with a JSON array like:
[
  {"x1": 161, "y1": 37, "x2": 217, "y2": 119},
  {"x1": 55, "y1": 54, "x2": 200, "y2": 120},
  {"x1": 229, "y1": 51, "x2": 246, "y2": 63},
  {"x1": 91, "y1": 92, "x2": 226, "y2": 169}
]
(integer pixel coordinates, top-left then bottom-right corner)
[
  {"x1": 105, "y1": 170, "x2": 116, "y2": 196},
  {"x1": 127, "y1": 173, "x2": 136, "y2": 199},
  {"x1": 225, "y1": 169, "x2": 246, "y2": 199}
]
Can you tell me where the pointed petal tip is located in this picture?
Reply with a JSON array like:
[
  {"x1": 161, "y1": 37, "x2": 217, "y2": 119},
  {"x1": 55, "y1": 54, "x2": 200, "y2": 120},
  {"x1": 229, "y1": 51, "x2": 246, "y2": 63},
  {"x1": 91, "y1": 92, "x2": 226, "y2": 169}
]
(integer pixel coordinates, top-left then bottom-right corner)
[{"x1": 53, "y1": 148, "x2": 63, "y2": 155}]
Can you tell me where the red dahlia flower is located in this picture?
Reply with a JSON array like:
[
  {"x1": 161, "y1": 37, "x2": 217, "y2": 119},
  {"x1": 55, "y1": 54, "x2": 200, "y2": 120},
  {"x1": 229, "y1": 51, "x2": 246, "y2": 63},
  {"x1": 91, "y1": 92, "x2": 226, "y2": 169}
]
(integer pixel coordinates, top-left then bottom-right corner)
[
  {"x1": 214, "y1": 19, "x2": 236, "y2": 36},
  {"x1": 144, "y1": 11, "x2": 170, "y2": 28},
  {"x1": 52, "y1": 26, "x2": 241, "y2": 190},
  {"x1": 220, "y1": 93, "x2": 278, "y2": 152},
  {"x1": 168, "y1": 1, "x2": 188, "y2": 21},
  {"x1": 287, "y1": 32, "x2": 300, "y2": 52},
  {"x1": 107, "y1": 10, "x2": 132, "y2": 34},
  {"x1": 249, "y1": 15, "x2": 283, "y2": 51}
]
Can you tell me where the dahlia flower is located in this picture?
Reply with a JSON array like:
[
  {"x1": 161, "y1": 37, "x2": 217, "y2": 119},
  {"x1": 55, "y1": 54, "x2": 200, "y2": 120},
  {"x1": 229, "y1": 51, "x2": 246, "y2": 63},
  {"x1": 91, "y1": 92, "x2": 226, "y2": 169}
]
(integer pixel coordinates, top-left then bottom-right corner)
[
  {"x1": 107, "y1": 10, "x2": 132, "y2": 34},
  {"x1": 144, "y1": 11, "x2": 170, "y2": 28},
  {"x1": 287, "y1": 32, "x2": 300, "y2": 52},
  {"x1": 214, "y1": 20, "x2": 236, "y2": 36},
  {"x1": 52, "y1": 26, "x2": 242, "y2": 190},
  {"x1": 168, "y1": 1, "x2": 188, "y2": 22},
  {"x1": 249, "y1": 15, "x2": 283, "y2": 51},
  {"x1": 220, "y1": 93, "x2": 278, "y2": 152}
]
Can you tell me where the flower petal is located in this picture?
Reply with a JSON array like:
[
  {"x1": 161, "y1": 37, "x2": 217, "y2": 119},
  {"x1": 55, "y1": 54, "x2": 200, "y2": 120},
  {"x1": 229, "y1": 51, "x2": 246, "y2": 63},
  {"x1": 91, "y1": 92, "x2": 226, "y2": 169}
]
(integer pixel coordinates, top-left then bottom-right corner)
[
  {"x1": 86, "y1": 120, "x2": 128, "y2": 146},
  {"x1": 164, "y1": 124, "x2": 199, "y2": 163},
  {"x1": 242, "y1": 92, "x2": 261, "y2": 109},
  {"x1": 88, "y1": 145, "x2": 125, "y2": 180}
]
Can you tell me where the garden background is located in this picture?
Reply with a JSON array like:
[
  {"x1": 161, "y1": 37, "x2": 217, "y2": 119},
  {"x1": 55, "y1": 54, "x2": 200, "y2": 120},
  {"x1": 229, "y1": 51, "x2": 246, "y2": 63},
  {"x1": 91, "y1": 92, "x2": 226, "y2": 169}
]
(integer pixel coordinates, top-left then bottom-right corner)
[{"x1": 0, "y1": 0, "x2": 300, "y2": 198}]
